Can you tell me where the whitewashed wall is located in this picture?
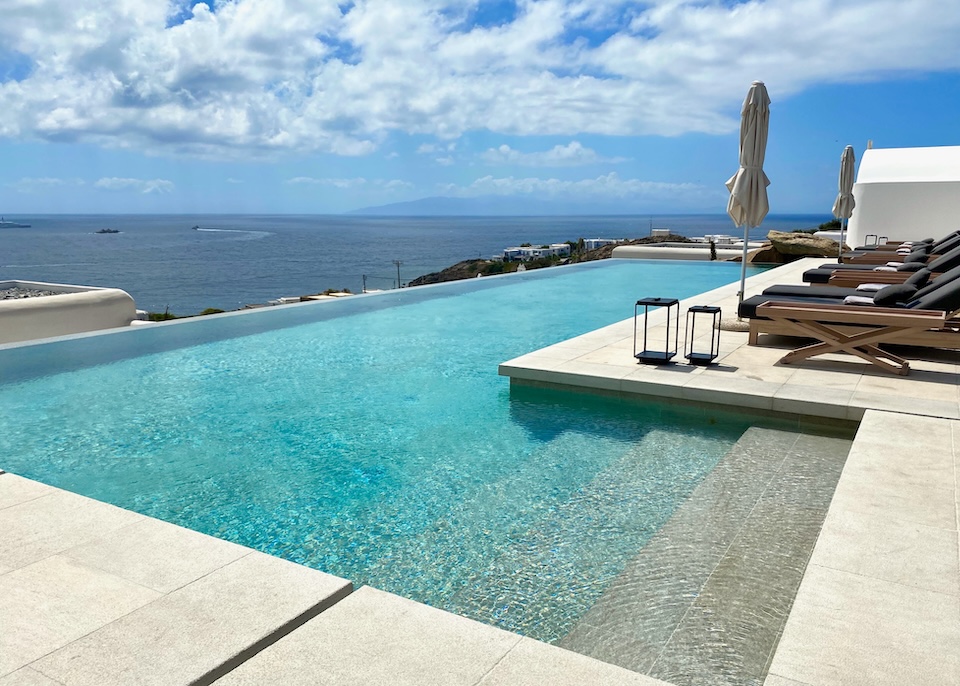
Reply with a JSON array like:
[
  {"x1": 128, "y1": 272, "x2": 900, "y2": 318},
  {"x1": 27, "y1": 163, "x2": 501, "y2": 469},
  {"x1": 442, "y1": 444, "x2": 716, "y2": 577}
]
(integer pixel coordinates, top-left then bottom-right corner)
[
  {"x1": 0, "y1": 281, "x2": 136, "y2": 345},
  {"x1": 846, "y1": 146, "x2": 960, "y2": 247}
]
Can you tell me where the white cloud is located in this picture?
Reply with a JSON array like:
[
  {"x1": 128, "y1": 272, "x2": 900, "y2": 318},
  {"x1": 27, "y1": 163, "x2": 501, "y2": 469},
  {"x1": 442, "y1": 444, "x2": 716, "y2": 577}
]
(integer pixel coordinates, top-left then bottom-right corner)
[
  {"x1": 443, "y1": 172, "x2": 714, "y2": 202},
  {"x1": 286, "y1": 176, "x2": 368, "y2": 188},
  {"x1": 226, "y1": 177, "x2": 243, "y2": 184},
  {"x1": 481, "y1": 141, "x2": 626, "y2": 167},
  {"x1": 94, "y1": 177, "x2": 174, "y2": 193},
  {"x1": 380, "y1": 179, "x2": 414, "y2": 190},
  {"x1": 9, "y1": 177, "x2": 82, "y2": 193},
  {"x1": 285, "y1": 176, "x2": 410, "y2": 189},
  {"x1": 0, "y1": 1, "x2": 958, "y2": 157}
]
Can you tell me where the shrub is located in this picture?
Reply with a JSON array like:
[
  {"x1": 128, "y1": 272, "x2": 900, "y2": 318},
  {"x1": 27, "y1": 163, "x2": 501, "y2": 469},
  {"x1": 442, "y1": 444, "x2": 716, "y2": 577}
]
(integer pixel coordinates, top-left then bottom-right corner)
[{"x1": 147, "y1": 307, "x2": 177, "y2": 321}]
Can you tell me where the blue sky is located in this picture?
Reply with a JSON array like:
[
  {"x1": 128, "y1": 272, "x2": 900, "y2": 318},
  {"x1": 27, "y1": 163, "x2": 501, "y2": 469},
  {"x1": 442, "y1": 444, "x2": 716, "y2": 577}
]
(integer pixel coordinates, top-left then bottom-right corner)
[{"x1": 1, "y1": 0, "x2": 959, "y2": 215}]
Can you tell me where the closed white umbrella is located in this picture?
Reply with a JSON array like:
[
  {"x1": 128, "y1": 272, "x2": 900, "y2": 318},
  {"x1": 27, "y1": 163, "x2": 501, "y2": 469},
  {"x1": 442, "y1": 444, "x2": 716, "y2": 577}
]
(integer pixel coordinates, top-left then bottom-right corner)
[
  {"x1": 726, "y1": 81, "x2": 771, "y2": 308},
  {"x1": 832, "y1": 145, "x2": 856, "y2": 257}
]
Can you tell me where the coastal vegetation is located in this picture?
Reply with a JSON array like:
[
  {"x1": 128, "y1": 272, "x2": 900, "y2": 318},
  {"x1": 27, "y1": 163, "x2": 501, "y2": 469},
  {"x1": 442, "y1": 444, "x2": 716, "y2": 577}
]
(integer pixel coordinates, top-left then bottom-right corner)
[
  {"x1": 147, "y1": 306, "x2": 225, "y2": 320},
  {"x1": 407, "y1": 234, "x2": 695, "y2": 286}
]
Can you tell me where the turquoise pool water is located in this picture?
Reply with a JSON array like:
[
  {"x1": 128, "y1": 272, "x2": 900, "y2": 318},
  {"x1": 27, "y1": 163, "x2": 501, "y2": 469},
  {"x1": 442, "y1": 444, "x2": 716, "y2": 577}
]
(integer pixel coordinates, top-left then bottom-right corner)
[{"x1": 0, "y1": 260, "x2": 764, "y2": 641}]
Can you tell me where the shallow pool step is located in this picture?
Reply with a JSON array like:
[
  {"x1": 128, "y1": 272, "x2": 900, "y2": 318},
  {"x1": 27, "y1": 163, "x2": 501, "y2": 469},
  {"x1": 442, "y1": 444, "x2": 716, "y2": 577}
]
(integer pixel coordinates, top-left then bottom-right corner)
[
  {"x1": 559, "y1": 427, "x2": 851, "y2": 686},
  {"x1": 443, "y1": 425, "x2": 735, "y2": 641}
]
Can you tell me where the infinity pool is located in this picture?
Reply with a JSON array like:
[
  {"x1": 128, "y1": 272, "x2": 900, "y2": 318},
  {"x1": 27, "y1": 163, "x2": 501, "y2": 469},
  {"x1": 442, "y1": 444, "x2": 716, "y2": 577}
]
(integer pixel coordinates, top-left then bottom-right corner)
[{"x1": 0, "y1": 260, "x2": 765, "y2": 642}]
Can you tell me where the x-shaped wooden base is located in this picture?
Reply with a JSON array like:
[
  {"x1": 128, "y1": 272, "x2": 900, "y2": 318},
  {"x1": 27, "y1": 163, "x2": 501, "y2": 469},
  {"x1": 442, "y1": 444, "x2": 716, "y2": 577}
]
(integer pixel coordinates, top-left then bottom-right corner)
[
  {"x1": 755, "y1": 301, "x2": 949, "y2": 376},
  {"x1": 774, "y1": 319, "x2": 913, "y2": 375}
]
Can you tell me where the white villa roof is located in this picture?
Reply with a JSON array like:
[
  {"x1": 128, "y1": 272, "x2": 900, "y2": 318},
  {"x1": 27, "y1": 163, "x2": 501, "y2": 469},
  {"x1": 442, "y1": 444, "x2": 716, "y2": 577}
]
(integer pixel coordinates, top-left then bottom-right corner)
[{"x1": 856, "y1": 144, "x2": 960, "y2": 184}]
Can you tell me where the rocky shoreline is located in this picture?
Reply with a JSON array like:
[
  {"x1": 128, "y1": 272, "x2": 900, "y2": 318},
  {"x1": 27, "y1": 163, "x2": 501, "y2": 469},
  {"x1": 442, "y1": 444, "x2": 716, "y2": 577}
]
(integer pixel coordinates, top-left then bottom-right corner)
[{"x1": 408, "y1": 234, "x2": 695, "y2": 286}]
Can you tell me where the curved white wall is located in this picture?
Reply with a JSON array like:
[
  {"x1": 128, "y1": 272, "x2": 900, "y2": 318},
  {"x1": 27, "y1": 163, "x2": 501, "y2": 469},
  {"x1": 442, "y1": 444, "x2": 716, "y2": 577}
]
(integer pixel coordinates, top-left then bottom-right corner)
[
  {"x1": 0, "y1": 284, "x2": 136, "y2": 344},
  {"x1": 846, "y1": 146, "x2": 960, "y2": 247},
  {"x1": 847, "y1": 181, "x2": 960, "y2": 247}
]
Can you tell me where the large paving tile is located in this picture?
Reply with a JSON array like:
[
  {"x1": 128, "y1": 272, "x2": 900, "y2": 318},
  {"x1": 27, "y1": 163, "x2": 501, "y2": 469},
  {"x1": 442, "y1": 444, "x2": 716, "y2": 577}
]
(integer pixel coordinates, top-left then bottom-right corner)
[
  {"x1": 781, "y1": 366, "x2": 862, "y2": 391},
  {"x1": 857, "y1": 373, "x2": 960, "y2": 403},
  {"x1": 213, "y1": 586, "x2": 521, "y2": 686},
  {"x1": 0, "y1": 473, "x2": 55, "y2": 510},
  {"x1": 768, "y1": 564, "x2": 960, "y2": 685},
  {"x1": 478, "y1": 637, "x2": 670, "y2": 686},
  {"x1": 0, "y1": 489, "x2": 144, "y2": 570},
  {"x1": 0, "y1": 555, "x2": 161, "y2": 677},
  {"x1": 680, "y1": 376, "x2": 779, "y2": 410},
  {"x1": 499, "y1": 353, "x2": 567, "y2": 370},
  {"x1": 771, "y1": 384, "x2": 852, "y2": 418},
  {"x1": 548, "y1": 366, "x2": 627, "y2": 391},
  {"x1": 762, "y1": 675, "x2": 812, "y2": 686},
  {"x1": 828, "y1": 469, "x2": 956, "y2": 529},
  {"x1": 31, "y1": 552, "x2": 351, "y2": 686},
  {"x1": 620, "y1": 373, "x2": 686, "y2": 399},
  {"x1": 810, "y1": 508, "x2": 959, "y2": 596},
  {"x1": 62, "y1": 518, "x2": 251, "y2": 593},
  {"x1": 0, "y1": 667, "x2": 63, "y2": 686},
  {"x1": 842, "y1": 413, "x2": 955, "y2": 488},
  {"x1": 849, "y1": 390, "x2": 960, "y2": 419}
]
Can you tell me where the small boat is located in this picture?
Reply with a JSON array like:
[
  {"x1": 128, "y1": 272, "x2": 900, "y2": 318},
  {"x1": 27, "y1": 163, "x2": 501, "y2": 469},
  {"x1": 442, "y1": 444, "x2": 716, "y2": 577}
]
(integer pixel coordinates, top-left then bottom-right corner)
[
  {"x1": 0, "y1": 217, "x2": 31, "y2": 228},
  {"x1": 96, "y1": 228, "x2": 120, "y2": 234},
  {"x1": 191, "y1": 225, "x2": 200, "y2": 230}
]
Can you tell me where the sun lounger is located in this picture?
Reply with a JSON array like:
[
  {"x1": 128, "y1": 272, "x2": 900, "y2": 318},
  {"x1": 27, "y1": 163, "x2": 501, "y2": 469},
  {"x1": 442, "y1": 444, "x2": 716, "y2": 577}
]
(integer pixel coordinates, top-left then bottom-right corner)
[
  {"x1": 738, "y1": 276, "x2": 960, "y2": 374},
  {"x1": 843, "y1": 233, "x2": 960, "y2": 260},
  {"x1": 803, "y1": 243, "x2": 960, "y2": 283},
  {"x1": 852, "y1": 230, "x2": 958, "y2": 251},
  {"x1": 766, "y1": 264, "x2": 958, "y2": 301}
]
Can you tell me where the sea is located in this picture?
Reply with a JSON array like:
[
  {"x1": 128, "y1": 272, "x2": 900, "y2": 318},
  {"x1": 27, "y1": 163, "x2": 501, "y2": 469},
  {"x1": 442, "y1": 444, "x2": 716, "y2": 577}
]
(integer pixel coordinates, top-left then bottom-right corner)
[{"x1": 0, "y1": 214, "x2": 830, "y2": 316}]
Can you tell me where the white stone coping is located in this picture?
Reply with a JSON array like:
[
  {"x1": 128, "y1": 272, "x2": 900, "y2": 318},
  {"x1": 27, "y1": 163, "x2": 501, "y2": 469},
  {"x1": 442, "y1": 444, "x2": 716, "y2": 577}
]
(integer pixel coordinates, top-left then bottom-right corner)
[
  {"x1": 0, "y1": 472, "x2": 352, "y2": 684},
  {"x1": 0, "y1": 280, "x2": 137, "y2": 345},
  {"x1": 499, "y1": 258, "x2": 960, "y2": 422}
]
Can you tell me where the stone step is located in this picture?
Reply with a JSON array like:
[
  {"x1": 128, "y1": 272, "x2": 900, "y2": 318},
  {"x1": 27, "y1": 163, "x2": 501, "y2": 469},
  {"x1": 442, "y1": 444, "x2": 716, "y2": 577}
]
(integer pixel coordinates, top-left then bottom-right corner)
[
  {"x1": 445, "y1": 424, "x2": 736, "y2": 641},
  {"x1": 559, "y1": 427, "x2": 851, "y2": 686}
]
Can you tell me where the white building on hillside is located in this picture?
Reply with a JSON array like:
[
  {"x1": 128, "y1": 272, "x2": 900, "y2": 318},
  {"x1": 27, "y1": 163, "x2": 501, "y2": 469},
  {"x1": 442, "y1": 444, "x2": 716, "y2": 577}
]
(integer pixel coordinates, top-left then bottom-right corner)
[
  {"x1": 502, "y1": 243, "x2": 571, "y2": 261},
  {"x1": 582, "y1": 238, "x2": 625, "y2": 250},
  {"x1": 846, "y1": 145, "x2": 960, "y2": 247}
]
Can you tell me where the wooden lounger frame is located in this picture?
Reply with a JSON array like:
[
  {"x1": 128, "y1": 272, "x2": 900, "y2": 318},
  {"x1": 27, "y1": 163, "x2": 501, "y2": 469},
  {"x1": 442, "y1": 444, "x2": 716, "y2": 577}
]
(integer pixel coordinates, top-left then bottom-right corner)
[
  {"x1": 841, "y1": 251, "x2": 942, "y2": 265},
  {"x1": 825, "y1": 271, "x2": 943, "y2": 288},
  {"x1": 750, "y1": 301, "x2": 955, "y2": 375}
]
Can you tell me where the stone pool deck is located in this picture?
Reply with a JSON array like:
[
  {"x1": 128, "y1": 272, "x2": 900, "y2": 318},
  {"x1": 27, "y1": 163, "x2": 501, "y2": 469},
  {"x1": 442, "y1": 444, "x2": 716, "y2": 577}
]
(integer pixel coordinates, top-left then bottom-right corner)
[{"x1": 2, "y1": 257, "x2": 958, "y2": 685}]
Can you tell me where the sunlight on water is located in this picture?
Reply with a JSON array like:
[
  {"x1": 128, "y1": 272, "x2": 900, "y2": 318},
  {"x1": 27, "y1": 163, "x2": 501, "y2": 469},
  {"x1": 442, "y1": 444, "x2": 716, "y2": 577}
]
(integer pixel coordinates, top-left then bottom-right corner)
[{"x1": 0, "y1": 260, "x2": 765, "y2": 641}]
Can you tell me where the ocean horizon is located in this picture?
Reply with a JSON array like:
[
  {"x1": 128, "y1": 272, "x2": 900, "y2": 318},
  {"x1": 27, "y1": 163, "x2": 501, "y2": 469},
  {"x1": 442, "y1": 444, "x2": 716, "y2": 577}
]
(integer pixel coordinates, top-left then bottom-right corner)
[{"x1": 1, "y1": 213, "x2": 831, "y2": 315}]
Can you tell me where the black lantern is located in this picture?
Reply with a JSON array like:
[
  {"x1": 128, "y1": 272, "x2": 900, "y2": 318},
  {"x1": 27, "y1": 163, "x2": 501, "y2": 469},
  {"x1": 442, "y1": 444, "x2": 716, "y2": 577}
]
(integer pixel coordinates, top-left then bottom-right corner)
[
  {"x1": 634, "y1": 297, "x2": 679, "y2": 364},
  {"x1": 684, "y1": 305, "x2": 721, "y2": 365}
]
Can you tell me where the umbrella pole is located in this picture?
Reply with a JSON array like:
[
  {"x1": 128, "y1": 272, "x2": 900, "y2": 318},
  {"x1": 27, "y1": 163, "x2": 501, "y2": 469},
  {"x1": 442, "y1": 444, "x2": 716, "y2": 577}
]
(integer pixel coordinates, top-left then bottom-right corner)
[
  {"x1": 838, "y1": 218, "x2": 846, "y2": 259},
  {"x1": 738, "y1": 224, "x2": 750, "y2": 315}
]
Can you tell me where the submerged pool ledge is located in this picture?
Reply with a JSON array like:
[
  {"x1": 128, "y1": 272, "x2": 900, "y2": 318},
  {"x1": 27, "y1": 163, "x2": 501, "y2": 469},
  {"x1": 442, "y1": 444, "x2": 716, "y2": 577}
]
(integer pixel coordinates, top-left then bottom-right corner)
[{"x1": 499, "y1": 259, "x2": 960, "y2": 422}]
